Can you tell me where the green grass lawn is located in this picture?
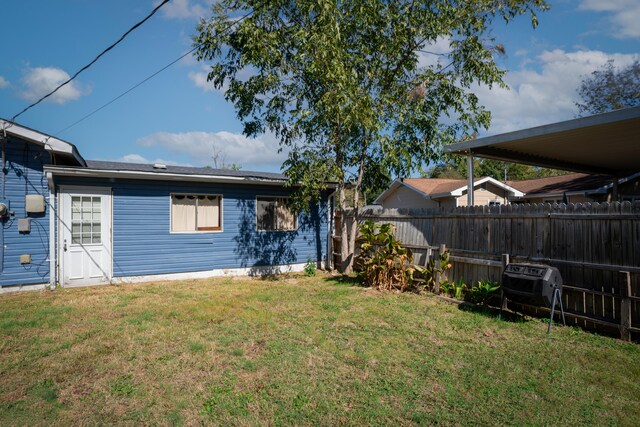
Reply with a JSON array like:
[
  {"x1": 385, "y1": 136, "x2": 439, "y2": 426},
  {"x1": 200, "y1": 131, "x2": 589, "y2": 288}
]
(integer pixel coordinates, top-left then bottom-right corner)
[{"x1": 0, "y1": 273, "x2": 638, "y2": 426}]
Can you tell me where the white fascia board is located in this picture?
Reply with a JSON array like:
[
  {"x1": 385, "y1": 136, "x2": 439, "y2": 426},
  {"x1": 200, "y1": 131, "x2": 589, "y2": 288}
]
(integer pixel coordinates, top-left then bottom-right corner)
[
  {"x1": 2, "y1": 120, "x2": 72, "y2": 155},
  {"x1": 1, "y1": 119, "x2": 86, "y2": 165},
  {"x1": 450, "y1": 176, "x2": 524, "y2": 197},
  {"x1": 44, "y1": 166, "x2": 290, "y2": 186}
]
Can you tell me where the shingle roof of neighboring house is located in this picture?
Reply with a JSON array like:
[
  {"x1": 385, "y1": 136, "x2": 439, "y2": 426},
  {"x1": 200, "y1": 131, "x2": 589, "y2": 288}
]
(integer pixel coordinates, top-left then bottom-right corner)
[
  {"x1": 507, "y1": 173, "x2": 614, "y2": 195},
  {"x1": 374, "y1": 176, "x2": 524, "y2": 204},
  {"x1": 84, "y1": 160, "x2": 287, "y2": 181}
]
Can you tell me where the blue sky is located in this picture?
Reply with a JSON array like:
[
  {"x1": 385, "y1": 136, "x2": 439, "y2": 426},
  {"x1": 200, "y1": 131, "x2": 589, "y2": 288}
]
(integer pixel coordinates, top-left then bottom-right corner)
[{"x1": 0, "y1": 0, "x2": 638, "y2": 172}]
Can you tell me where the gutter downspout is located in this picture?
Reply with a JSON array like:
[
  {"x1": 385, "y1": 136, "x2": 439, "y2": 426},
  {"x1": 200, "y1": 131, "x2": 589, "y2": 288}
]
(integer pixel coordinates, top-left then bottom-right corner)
[{"x1": 47, "y1": 171, "x2": 56, "y2": 290}]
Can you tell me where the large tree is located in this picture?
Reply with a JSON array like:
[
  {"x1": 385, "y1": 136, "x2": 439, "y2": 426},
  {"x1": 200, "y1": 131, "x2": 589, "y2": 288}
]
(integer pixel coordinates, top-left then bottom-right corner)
[
  {"x1": 194, "y1": 0, "x2": 547, "y2": 273},
  {"x1": 576, "y1": 60, "x2": 640, "y2": 116}
]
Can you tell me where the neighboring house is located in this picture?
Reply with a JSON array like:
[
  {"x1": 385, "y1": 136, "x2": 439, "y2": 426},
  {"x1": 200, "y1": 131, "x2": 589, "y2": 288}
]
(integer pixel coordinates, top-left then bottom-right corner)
[
  {"x1": 374, "y1": 177, "x2": 524, "y2": 209},
  {"x1": 508, "y1": 173, "x2": 640, "y2": 204},
  {"x1": 0, "y1": 119, "x2": 331, "y2": 291}
]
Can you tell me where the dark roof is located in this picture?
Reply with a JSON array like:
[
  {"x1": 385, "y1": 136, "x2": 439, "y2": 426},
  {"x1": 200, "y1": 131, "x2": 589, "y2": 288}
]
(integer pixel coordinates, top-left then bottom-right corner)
[
  {"x1": 508, "y1": 173, "x2": 614, "y2": 195},
  {"x1": 444, "y1": 106, "x2": 640, "y2": 175},
  {"x1": 84, "y1": 160, "x2": 286, "y2": 181}
]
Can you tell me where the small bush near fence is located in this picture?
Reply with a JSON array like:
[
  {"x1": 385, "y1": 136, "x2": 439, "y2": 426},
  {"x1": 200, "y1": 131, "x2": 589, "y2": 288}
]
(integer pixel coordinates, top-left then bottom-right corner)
[
  {"x1": 356, "y1": 221, "x2": 500, "y2": 304},
  {"x1": 356, "y1": 220, "x2": 414, "y2": 291}
]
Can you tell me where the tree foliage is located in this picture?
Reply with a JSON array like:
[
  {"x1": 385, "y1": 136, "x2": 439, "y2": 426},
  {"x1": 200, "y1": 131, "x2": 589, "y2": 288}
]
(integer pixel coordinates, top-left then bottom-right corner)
[
  {"x1": 427, "y1": 156, "x2": 567, "y2": 181},
  {"x1": 194, "y1": 0, "x2": 547, "y2": 272},
  {"x1": 576, "y1": 60, "x2": 640, "y2": 116}
]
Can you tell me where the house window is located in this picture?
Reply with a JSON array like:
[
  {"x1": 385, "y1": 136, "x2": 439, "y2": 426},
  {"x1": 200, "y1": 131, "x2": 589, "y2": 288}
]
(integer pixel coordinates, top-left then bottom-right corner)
[
  {"x1": 256, "y1": 197, "x2": 297, "y2": 231},
  {"x1": 488, "y1": 200, "x2": 502, "y2": 206},
  {"x1": 171, "y1": 194, "x2": 222, "y2": 232}
]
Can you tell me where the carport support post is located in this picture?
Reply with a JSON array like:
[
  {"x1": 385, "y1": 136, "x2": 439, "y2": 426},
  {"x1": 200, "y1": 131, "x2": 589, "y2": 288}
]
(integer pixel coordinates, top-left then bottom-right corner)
[
  {"x1": 467, "y1": 154, "x2": 474, "y2": 206},
  {"x1": 612, "y1": 176, "x2": 619, "y2": 202}
]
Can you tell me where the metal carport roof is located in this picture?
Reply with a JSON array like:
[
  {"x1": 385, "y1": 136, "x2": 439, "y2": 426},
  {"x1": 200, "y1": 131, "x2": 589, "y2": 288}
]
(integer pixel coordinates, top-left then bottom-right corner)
[{"x1": 444, "y1": 106, "x2": 640, "y2": 177}]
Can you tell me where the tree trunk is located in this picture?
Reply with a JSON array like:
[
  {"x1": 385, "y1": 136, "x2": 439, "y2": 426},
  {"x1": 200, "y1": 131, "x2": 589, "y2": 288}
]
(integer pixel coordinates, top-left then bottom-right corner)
[{"x1": 339, "y1": 184, "x2": 353, "y2": 274}]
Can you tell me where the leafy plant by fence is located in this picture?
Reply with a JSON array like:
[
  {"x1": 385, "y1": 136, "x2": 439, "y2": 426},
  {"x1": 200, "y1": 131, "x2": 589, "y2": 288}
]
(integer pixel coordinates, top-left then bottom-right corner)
[
  {"x1": 349, "y1": 201, "x2": 640, "y2": 340},
  {"x1": 355, "y1": 220, "x2": 414, "y2": 291}
]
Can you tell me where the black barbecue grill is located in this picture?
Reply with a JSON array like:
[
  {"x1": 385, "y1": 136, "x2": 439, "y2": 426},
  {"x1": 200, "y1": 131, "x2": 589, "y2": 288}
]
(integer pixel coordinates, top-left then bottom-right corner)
[{"x1": 500, "y1": 263, "x2": 566, "y2": 333}]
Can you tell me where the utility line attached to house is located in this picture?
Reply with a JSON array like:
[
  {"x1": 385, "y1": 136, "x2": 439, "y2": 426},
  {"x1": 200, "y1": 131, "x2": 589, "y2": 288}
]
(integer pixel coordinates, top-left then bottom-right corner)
[
  {"x1": 11, "y1": 0, "x2": 171, "y2": 122},
  {"x1": 55, "y1": 9, "x2": 255, "y2": 136}
]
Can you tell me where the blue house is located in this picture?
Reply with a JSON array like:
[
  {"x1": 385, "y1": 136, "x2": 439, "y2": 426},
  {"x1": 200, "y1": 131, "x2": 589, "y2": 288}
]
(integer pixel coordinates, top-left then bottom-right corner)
[{"x1": 0, "y1": 119, "x2": 333, "y2": 291}]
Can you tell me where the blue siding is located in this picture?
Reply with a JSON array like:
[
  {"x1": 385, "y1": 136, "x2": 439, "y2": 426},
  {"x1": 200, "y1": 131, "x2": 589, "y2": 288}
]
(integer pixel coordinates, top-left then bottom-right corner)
[
  {"x1": 0, "y1": 138, "x2": 51, "y2": 287},
  {"x1": 56, "y1": 177, "x2": 328, "y2": 277}
]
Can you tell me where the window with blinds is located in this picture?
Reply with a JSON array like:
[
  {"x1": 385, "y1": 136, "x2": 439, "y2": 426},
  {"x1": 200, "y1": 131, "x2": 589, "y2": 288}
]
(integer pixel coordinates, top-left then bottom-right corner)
[
  {"x1": 171, "y1": 194, "x2": 222, "y2": 232},
  {"x1": 256, "y1": 197, "x2": 297, "y2": 231}
]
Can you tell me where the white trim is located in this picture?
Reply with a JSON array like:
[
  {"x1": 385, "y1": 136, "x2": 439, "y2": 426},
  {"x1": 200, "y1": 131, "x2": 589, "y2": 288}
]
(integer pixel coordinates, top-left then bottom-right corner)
[
  {"x1": 48, "y1": 181, "x2": 56, "y2": 289},
  {"x1": 0, "y1": 283, "x2": 48, "y2": 293},
  {"x1": 375, "y1": 177, "x2": 524, "y2": 206},
  {"x1": 58, "y1": 186, "x2": 113, "y2": 287},
  {"x1": 169, "y1": 193, "x2": 224, "y2": 234},
  {"x1": 447, "y1": 176, "x2": 524, "y2": 198},
  {"x1": 0, "y1": 119, "x2": 85, "y2": 165},
  {"x1": 45, "y1": 166, "x2": 287, "y2": 186},
  {"x1": 112, "y1": 261, "x2": 326, "y2": 284}
]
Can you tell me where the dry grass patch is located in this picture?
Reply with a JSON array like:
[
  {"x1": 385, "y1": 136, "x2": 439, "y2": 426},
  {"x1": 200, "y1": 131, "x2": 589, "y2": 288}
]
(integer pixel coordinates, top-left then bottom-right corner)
[{"x1": 0, "y1": 273, "x2": 638, "y2": 425}]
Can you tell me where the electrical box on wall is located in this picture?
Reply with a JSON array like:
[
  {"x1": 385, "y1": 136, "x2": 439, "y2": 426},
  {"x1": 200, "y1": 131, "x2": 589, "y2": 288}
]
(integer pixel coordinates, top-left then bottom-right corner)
[
  {"x1": 25, "y1": 195, "x2": 45, "y2": 214},
  {"x1": 18, "y1": 218, "x2": 31, "y2": 233}
]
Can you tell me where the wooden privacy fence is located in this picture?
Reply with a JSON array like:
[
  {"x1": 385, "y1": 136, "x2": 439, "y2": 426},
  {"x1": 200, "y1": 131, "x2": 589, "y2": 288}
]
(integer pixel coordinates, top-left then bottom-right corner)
[{"x1": 353, "y1": 202, "x2": 640, "y2": 340}]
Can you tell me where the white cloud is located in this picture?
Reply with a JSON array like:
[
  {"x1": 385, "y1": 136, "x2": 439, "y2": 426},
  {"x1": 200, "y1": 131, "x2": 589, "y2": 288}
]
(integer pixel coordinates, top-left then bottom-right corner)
[
  {"x1": 188, "y1": 66, "x2": 216, "y2": 92},
  {"x1": 474, "y1": 49, "x2": 639, "y2": 134},
  {"x1": 117, "y1": 153, "x2": 193, "y2": 167},
  {"x1": 0, "y1": 76, "x2": 8, "y2": 89},
  {"x1": 579, "y1": 0, "x2": 640, "y2": 39},
  {"x1": 136, "y1": 130, "x2": 286, "y2": 169},
  {"x1": 188, "y1": 65, "x2": 256, "y2": 94},
  {"x1": 158, "y1": 0, "x2": 207, "y2": 20},
  {"x1": 417, "y1": 37, "x2": 452, "y2": 69},
  {"x1": 19, "y1": 67, "x2": 89, "y2": 104}
]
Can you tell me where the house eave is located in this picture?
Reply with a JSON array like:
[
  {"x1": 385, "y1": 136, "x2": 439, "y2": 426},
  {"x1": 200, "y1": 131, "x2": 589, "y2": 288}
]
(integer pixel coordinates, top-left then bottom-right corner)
[
  {"x1": 1, "y1": 119, "x2": 86, "y2": 166},
  {"x1": 373, "y1": 179, "x2": 431, "y2": 204},
  {"x1": 450, "y1": 177, "x2": 524, "y2": 197},
  {"x1": 44, "y1": 166, "x2": 291, "y2": 186}
]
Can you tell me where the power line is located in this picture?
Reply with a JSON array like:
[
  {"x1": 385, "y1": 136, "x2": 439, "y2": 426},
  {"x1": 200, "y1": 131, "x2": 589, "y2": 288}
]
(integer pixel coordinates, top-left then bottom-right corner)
[
  {"x1": 56, "y1": 47, "x2": 197, "y2": 135},
  {"x1": 11, "y1": 0, "x2": 171, "y2": 122},
  {"x1": 55, "y1": 10, "x2": 255, "y2": 136}
]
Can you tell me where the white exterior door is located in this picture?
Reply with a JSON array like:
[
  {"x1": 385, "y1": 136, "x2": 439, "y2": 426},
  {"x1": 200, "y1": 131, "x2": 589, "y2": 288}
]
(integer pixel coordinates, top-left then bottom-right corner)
[{"x1": 60, "y1": 187, "x2": 112, "y2": 287}]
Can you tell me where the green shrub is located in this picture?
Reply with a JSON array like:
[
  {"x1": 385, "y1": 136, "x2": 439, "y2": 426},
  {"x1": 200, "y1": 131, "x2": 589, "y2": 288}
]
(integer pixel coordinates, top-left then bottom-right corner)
[
  {"x1": 465, "y1": 280, "x2": 501, "y2": 304},
  {"x1": 304, "y1": 258, "x2": 316, "y2": 276},
  {"x1": 413, "y1": 250, "x2": 452, "y2": 292},
  {"x1": 355, "y1": 220, "x2": 413, "y2": 291}
]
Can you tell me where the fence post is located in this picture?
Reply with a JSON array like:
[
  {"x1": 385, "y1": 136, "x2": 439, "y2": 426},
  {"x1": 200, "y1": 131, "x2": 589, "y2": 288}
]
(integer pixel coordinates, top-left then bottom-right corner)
[
  {"x1": 501, "y1": 254, "x2": 510, "y2": 311},
  {"x1": 620, "y1": 271, "x2": 632, "y2": 341},
  {"x1": 435, "y1": 243, "x2": 446, "y2": 294}
]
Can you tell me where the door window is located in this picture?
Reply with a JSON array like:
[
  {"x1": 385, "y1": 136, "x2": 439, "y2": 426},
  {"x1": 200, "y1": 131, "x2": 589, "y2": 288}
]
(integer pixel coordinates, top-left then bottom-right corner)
[{"x1": 71, "y1": 196, "x2": 102, "y2": 244}]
